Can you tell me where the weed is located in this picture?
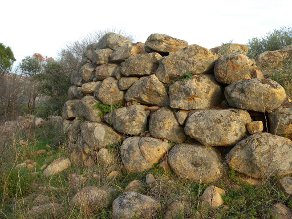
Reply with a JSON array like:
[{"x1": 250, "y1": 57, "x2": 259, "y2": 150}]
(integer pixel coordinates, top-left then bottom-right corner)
[
  {"x1": 95, "y1": 102, "x2": 122, "y2": 116},
  {"x1": 178, "y1": 72, "x2": 193, "y2": 81}
]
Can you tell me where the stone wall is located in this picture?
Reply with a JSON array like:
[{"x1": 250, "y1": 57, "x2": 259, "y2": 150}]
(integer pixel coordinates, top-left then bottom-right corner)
[{"x1": 63, "y1": 33, "x2": 292, "y2": 183}]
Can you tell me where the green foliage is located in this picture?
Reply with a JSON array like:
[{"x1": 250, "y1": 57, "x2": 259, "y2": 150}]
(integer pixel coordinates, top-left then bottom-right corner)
[
  {"x1": 95, "y1": 102, "x2": 122, "y2": 116},
  {"x1": 179, "y1": 72, "x2": 193, "y2": 81},
  {"x1": 248, "y1": 27, "x2": 292, "y2": 58},
  {"x1": 19, "y1": 56, "x2": 42, "y2": 76},
  {"x1": 0, "y1": 43, "x2": 15, "y2": 72}
]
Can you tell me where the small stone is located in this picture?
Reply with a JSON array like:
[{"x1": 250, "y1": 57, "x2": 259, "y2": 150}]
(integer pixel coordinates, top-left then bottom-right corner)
[
  {"x1": 112, "y1": 192, "x2": 161, "y2": 219},
  {"x1": 106, "y1": 171, "x2": 120, "y2": 181},
  {"x1": 68, "y1": 174, "x2": 87, "y2": 191},
  {"x1": 175, "y1": 110, "x2": 189, "y2": 125},
  {"x1": 246, "y1": 121, "x2": 264, "y2": 134},
  {"x1": 200, "y1": 186, "x2": 225, "y2": 208},
  {"x1": 125, "y1": 180, "x2": 144, "y2": 192},
  {"x1": 279, "y1": 176, "x2": 292, "y2": 195},
  {"x1": 43, "y1": 158, "x2": 71, "y2": 177},
  {"x1": 145, "y1": 174, "x2": 156, "y2": 185},
  {"x1": 96, "y1": 148, "x2": 114, "y2": 166},
  {"x1": 270, "y1": 203, "x2": 292, "y2": 219}
]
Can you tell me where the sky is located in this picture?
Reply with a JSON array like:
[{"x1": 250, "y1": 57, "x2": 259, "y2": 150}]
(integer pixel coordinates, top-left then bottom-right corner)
[{"x1": 0, "y1": 0, "x2": 291, "y2": 64}]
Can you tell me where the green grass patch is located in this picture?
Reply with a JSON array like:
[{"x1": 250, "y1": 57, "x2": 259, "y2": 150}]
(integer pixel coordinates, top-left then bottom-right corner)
[
  {"x1": 95, "y1": 102, "x2": 123, "y2": 116},
  {"x1": 178, "y1": 72, "x2": 193, "y2": 81}
]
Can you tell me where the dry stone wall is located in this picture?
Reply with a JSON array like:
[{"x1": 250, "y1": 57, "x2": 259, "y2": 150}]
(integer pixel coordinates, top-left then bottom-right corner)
[{"x1": 63, "y1": 32, "x2": 292, "y2": 183}]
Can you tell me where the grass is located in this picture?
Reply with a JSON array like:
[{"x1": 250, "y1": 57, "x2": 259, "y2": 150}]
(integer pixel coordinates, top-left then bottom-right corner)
[
  {"x1": 178, "y1": 72, "x2": 193, "y2": 81},
  {"x1": 1, "y1": 122, "x2": 291, "y2": 219},
  {"x1": 95, "y1": 102, "x2": 123, "y2": 116}
]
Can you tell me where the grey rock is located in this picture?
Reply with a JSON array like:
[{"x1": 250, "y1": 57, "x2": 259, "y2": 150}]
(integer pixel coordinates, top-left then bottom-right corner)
[
  {"x1": 120, "y1": 52, "x2": 162, "y2": 76},
  {"x1": 68, "y1": 86, "x2": 83, "y2": 99},
  {"x1": 210, "y1": 43, "x2": 249, "y2": 56},
  {"x1": 225, "y1": 78, "x2": 287, "y2": 112},
  {"x1": 175, "y1": 110, "x2": 189, "y2": 125},
  {"x1": 111, "y1": 105, "x2": 150, "y2": 135},
  {"x1": 269, "y1": 107, "x2": 292, "y2": 139},
  {"x1": 81, "y1": 82, "x2": 101, "y2": 95},
  {"x1": 125, "y1": 75, "x2": 168, "y2": 106},
  {"x1": 77, "y1": 96, "x2": 102, "y2": 122},
  {"x1": 185, "y1": 109, "x2": 251, "y2": 146},
  {"x1": 96, "y1": 32, "x2": 132, "y2": 50},
  {"x1": 95, "y1": 63, "x2": 118, "y2": 80},
  {"x1": 155, "y1": 44, "x2": 218, "y2": 84},
  {"x1": 81, "y1": 63, "x2": 95, "y2": 82},
  {"x1": 168, "y1": 144, "x2": 223, "y2": 183},
  {"x1": 121, "y1": 137, "x2": 170, "y2": 173},
  {"x1": 92, "y1": 48, "x2": 113, "y2": 65},
  {"x1": 227, "y1": 133, "x2": 292, "y2": 179},
  {"x1": 149, "y1": 107, "x2": 186, "y2": 143},
  {"x1": 118, "y1": 77, "x2": 139, "y2": 90},
  {"x1": 112, "y1": 192, "x2": 161, "y2": 219},
  {"x1": 110, "y1": 42, "x2": 145, "y2": 62},
  {"x1": 169, "y1": 74, "x2": 223, "y2": 110}
]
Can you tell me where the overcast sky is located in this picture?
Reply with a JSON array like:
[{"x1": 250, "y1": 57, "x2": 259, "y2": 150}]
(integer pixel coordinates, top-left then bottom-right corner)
[{"x1": 1, "y1": 0, "x2": 291, "y2": 63}]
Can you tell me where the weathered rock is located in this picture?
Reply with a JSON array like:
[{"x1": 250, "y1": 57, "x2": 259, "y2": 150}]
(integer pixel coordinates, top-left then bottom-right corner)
[
  {"x1": 257, "y1": 45, "x2": 292, "y2": 69},
  {"x1": 145, "y1": 33, "x2": 188, "y2": 53},
  {"x1": 225, "y1": 78, "x2": 287, "y2": 112},
  {"x1": 118, "y1": 77, "x2": 139, "y2": 90},
  {"x1": 81, "y1": 82, "x2": 101, "y2": 94},
  {"x1": 68, "y1": 86, "x2": 83, "y2": 99},
  {"x1": 92, "y1": 48, "x2": 113, "y2": 65},
  {"x1": 111, "y1": 105, "x2": 150, "y2": 135},
  {"x1": 185, "y1": 109, "x2": 251, "y2": 146},
  {"x1": 246, "y1": 121, "x2": 264, "y2": 134},
  {"x1": 120, "y1": 53, "x2": 162, "y2": 76},
  {"x1": 112, "y1": 192, "x2": 161, "y2": 219},
  {"x1": 110, "y1": 42, "x2": 145, "y2": 62},
  {"x1": 270, "y1": 203, "x2": 292, "y2": 219},
  {"x1": 214, "y1": 54, "x2": 263, "y2": 84},
  {"x1": 210, "y1": 43, "x2": 249, "y2": 56},
  {"x1": 164, "y1": 201, "x2": 186, "y2": 219},
  {"x1": 269, "y1": 107, "x2": 292, "y2": 139},
  {"x1": 80, "y1": 121, "x2": 122, "y2": 149},
  {"x1": 81, "y1": 63, "x2": 95, "y2": 82},
  {"x1": 168, "y1": 144, "x2": 223, "y2": 183},
  {"x1": 121, "y1": 137, "x2": 171, "y2": 173},
  {"x1": 279, "y1": 176, "x2": 292, "y2": 195},
  {"x1": 62, "y1": 100, "x2": 79, "y2": 119},
  {"x1": 71, "y1": 69, "x2": 82, "y2": 86},
  {"x1": 95, "y1": 64, "x2": 118, "y2": 80},
  {"x1": 149, "y1": 107, "x2": 186, "y2": 143},
  {"x1": 95, "y1": 77, "x2": 124, "y2": 105},
  {"x1": 169, "y1": 75, "x2": 223, "y2": 110},
  {"x1": 63, "y1": 119, "x2": 82, "y2": 149},
  {"x1": 77, "y1": 96, "x2": 102, "y2": 122},
  {"x1": 106, "y1": 171, "x2": 120, "y2": 181},
  {"x1": 43, "y1": 157, "x2": 71, "y2": 177},
  {"x1": 26, "y1": 203, "x2": 63, "y2": 219},
  {"x1": 96, "y1": 148, "x2": 114, "y2": 166},
  {"x1": 175, "y1": 110, "x2": 189, "y2": 125},
  {"x1": 145, "y1": 173, "x2": 156, "y2": 185},
  {"x1": 227, "y1": 133, "x2": 292, "y2": 179},
  {"x1": 96, "y1": 32, "x2": 132, "y2": 50},
  {"x1": 155, "y1": 45, "x2": 218, "y2": 84},
  {"x1": 200, "y1": 186, "x2": 225, "y2": 208},
  {"x1": 71, "y1": 186, "x2": 113, "y2": 213},
  {"x1": 125, "y1": 180, "x2": 144, "y2": 192},
  {"x1": 125, "y1": 75, "x2": 168, "y2": 106}
]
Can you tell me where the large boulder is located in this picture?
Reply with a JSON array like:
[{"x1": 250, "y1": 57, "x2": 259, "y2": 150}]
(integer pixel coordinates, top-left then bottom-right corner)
[
  {"x1": 225, "y1": 78, "x2": 287, "y2": 112},
  {"x1": 92, "y1": 48, "x2": 113, "y2": 65},
  {"x1": 112, "y1": 192, "x2": 161, "y2": 219},
  {"x1": 95, "y1": 77, "x2": 124, "y2": 105},
  {"x1": 185, "y1": 109, "x2": 252, "y2": 146},
  {"x1": 96, "y1": 32, "x2": 132, "y2": 50},
  {"x1": 227, "y1": 133, "x2": 292, "y2": 179},
  {"x1": 125, "y1": 75, "x2": 168, "y2": 106},
  {"x1": 77, "y1": 96, "x2": 102, "y2": 122},
  {"x1": 257, "y1": 45, "x2": 292, "y2": 69},
  {"x1": 210, "y1": 43, "x2": 249, "y2": 56},
  {"x1": 155, "y1": 45, "x2": 218, "y2": 84},
  {"x1": 121, "y1": 137, "x2": 170, "y2": 173},
  {"x1": 110, "y1": 42, "x2": 145, "y2": 62},
  {"x1": 80, "y1": 121, "x2": 122, "y2": 149},
  {"x1": 120, "y1": 53, "x2": 162, "y2": 76},
  {"x1": 111, "y1": 105, "x2": 150, "y2": 135},
  {"x1": 168, "y1": 144, "x2": 223, "y2": 183},
  {"x1": 169, "y1": 75, "x2": 223, "y2": 110},
  {"x1": 71, "y1": 186, "x2": 113, "y2": 213},
  {"x1": 149, "y1": 108, "x2": 186, "y2": 143},
  {"x1": 95, "y1": 64, "x2": 118, "y2": 80},
  {"x1": 214, "y1": 54, "x2": 263, "y2": 84},
  {"x1": 269, "y1": 107, "x2": 292, "y2": 140},
  {"x1": 145, "y1": 33, "x2": 188, "y2": 53}
]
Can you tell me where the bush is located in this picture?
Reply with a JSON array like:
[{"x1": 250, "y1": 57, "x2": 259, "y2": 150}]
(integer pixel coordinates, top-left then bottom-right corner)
[{"x1": 248, "y1": 27, "x2": 292, "y2": 59}]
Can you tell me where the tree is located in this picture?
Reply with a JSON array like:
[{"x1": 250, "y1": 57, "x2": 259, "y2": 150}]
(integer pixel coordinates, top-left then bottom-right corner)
[
  {"x1": 19, "y1": 55, "x2": 42, "y2": 77},
  {"x1": 0, "y1": 43, "x2": 16, "y2": 73},
  {"x1": 248, "y1": 27, "x2": 292, "y2": 58}
]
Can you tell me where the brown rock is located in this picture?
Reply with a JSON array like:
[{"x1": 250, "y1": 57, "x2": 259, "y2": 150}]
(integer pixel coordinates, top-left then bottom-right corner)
[
  {"x1": 77, "y1": 96, "x2": 102, "y2": 122},
  {"x1": 43, "y1": 157, "x2": 71, "y2": 177},
  {"x1": 80, "y1": 63, "x2": 95, "y2": 82},
  {"x1": 279, "y1": 176, "x2": 292, "y2": 195},
  {"x1": 200, "y1": 186, "x2": 225, "y2": 208},
  {"x1": 96, "y1": 32, "x2": 132, "y2": 50},
  {"x1": 269, "y1": 107, "x2": 292, "y2": 139},
  {"x1": 164, "y1": 201, "x2": 186, "y2": 219},
  {"x1": 246, "y1": 121, "x2": 264, "y2": 134},
  {"x1": 175, "y1": 110, "x2": 189, "y2": 125},
  {"x1": 92, "y1": 48, "x2": 113, "y2": 65},
  {"x1": 110, "y1": 42, "x2": 145, "y2": 62},
  {"x1": 94, "y1": 63, "x2": 118, "y2": 80},
  {"x1": 81, "y1": 82, "x2": 101, "y2": 94},
  {"x1": 26, "y1": 203, "x2": 63, "y2": 219},
  {"x1": 68, "y1": 86, "x2": 83, "y2": 100},
  {"x1": 125, "y1": 180, "x2": 144, "y2": 192},
  {"x1": 118, "y1": 77, "x2": 139, "y2": 90},
  {"x1": 270, "y1": 203, "x2": 292, "y2": 219},
  {"x1": 211, "y1": 43, "x2": 249, "y2": 56}
]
